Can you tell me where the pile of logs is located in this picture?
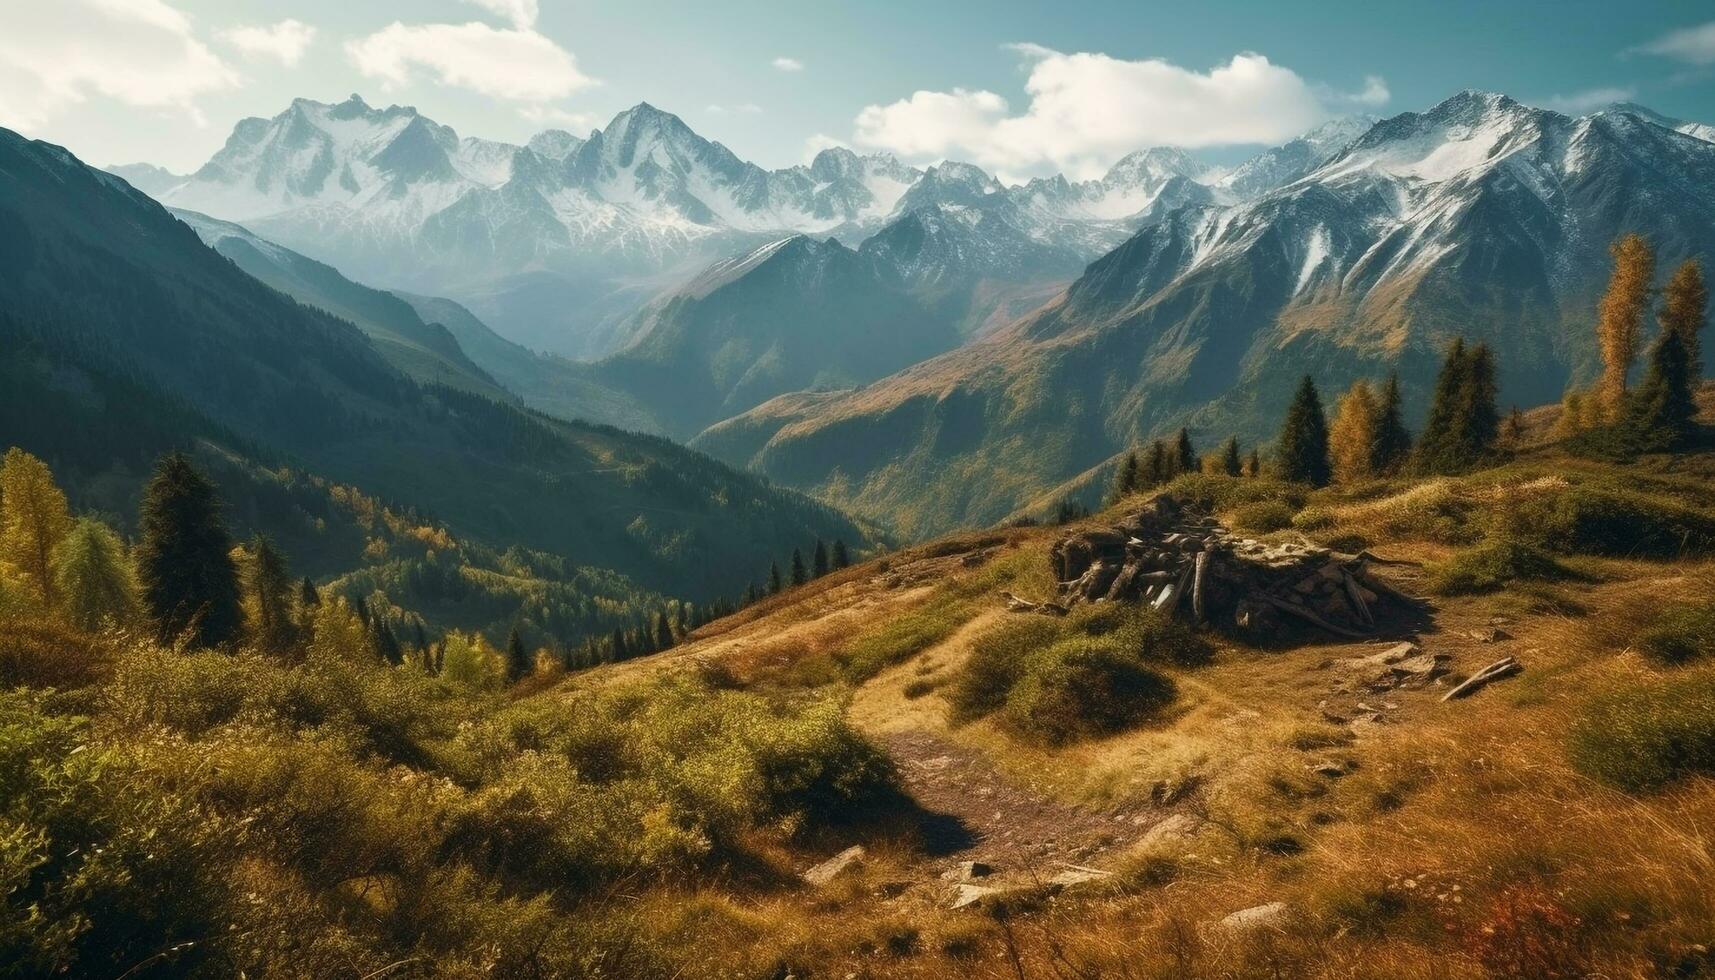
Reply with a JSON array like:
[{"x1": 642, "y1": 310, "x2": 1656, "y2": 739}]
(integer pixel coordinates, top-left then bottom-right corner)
[{"x1": 1043, "y1": 495, "x2": 1418, "y2": 638}]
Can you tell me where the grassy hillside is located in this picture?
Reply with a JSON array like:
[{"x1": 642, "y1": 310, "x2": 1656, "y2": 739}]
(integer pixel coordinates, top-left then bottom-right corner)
[{"x1": 14, "y1": 402, "x2": 1715, "y2": 975}]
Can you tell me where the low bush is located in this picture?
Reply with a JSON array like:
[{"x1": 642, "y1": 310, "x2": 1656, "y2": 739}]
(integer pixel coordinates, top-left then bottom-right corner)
[
  {"x1": 1428, "y1": 538, "x2": 1576, "y2": 596},
  {"x1": 1636, "y1": 603, "x2": 1715, "y2": 665},
  {"x1": 1507, "y1": 486, "x2": 1715, "y2": 558},
  {"x1": 833, "y1": 597, "x2": 966, "y2": 682},
  {"x1": 0, "y1": 618, "x2": 110, "y2": 690},
  {"x1": 1068, "y1": 603, "x2": 1213, "y2": 667},
  {"x1": 1000, "y1": 637, "x2": 1176, "y2": 745},
  {"x1": 946, "y1": 617, "x2": 1063, "y2": 723},
  {"x1": 1233, "y1": 501, "x2": 1295, "y2": 534},
  {"x1": 1568, "y1": 667, "x2": 1715, "y2": 792}
]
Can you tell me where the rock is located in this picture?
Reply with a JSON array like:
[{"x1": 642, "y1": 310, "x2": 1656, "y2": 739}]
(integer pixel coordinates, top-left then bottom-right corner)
[
  {"x1": 1309, "y1": 762, "x2": 1346, "y2": 778},
  {"x1": 941, "y1": 860, "x2": 994, "y2": 882},
  {"x1": 1139, "y1": 813, "x2": 1202, "y2": 848},
  {"x1": 1047, "y1": 867, "x2": 1110, "y2": 891},
  {"x1": 949, "y1": 883, "x2": 1001, "y2": 910},
  {"x1": 1219, "y1": 901, "x2": 1292, "y2": 934},
  {"x1": 801, "y1": 845, "x2": 864, "y2": 886}
]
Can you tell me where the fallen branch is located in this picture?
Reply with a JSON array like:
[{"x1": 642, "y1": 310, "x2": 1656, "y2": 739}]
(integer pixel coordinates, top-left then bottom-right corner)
[
  {"x1": 1342, "y1": 571, "x2": 1374, "y2": 627},
  {"x1": 1440, "y1": 657, "x2": 1521, "y2": 702},
  {"x1": 1355, "y1": 569, "x2": 1428, "y2": 608},
  {"x1": 999, "y1": 591, "x2": 1069, "y2": 616},
  {"x1": 1253, "y1": 591, "x2": 1375, "y2": 639},
  {"x1": 1192, "y1": 551, "x2": 1209, "y2": 623}
]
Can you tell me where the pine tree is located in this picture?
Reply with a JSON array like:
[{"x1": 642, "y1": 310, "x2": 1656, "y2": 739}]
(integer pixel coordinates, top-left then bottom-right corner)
[
  {"x1": 1629, "y1": 325, "x2": 1698, "y2": 449},
  {"x1": 1503, "y1": 405, "x2": 1526, "y2": 446},
  {"x1": 1145, "y1": 440, "x2": 1169, "y2": 486},
  {"x1": 654, "y1": 610, "x2": 674, "y2": 650},
  {"x1": 1277, "y1": 376, "x2": 1332, "y2": 486},
  {"x1": 0, "y1": 447, "x2": 73, "y2": 608},
  {"x1": 244, "y1": 534, "x2": 295, "y2": 653},
  {"x1": 768, "y1": 561, "x2": 783, "y2": 594},
  {"x1": 1415, "y1": 339, "x2": 1499, "y2": 473},
  {"x1": 812, "y1": 539, "x2": 830, "y2": 578},
  {"x1": 137, "y1": 453, "x2": 241, "y2": 648},
  {"x1": 1116, "y1": 451, "x2": 1140, "y2": 498},
  {"x1": 1328, "y1": 380, "x2": 1380, "y2": 484},
  {"x1": 52, "y1": 517, "x2": 139, "y2": 631},
  {"x1": 506, "y1": 625, "x2": 531, "y2": 681},
  {"x1": 1370, "y1": 373, "x2": 1412, "y2": 474},
  {"x1": 832, "y1": 539, "x2": 850, "y2": 569},
  {"x1": 1659, "y1": 259, "x2": 1707, "y2": 380},
  {"x1": 1174, "y1": 428, "x2": 1196, "y2": 475},
  {"x1": 790, "y1": 548, "x2": 808, "y2": 586},
  {"x1": 299, "y1": 576, "x2": 320, "y2": 608},
  {"x1": 1245, "y1": 448, "x2": 1261, "y2": 478},
  {"x1": 1555, "y1": 389, "x2": 1592, "y2": 439},
  {"x1": 1221, "y1": 438, "x2": 1242, "y2": 477},
  {"x1": 1597, "y1": 233, "x2": 1656, "y2": 418},
  {"x1": 372, "y1": 618, "x2": 403, "y2": 665},
  {"x1": 742, "y1": 581, "x2": 759, "y2": 606},
  {"x1": 610, "y1": 627, "x2": 628, "y2": 661}
]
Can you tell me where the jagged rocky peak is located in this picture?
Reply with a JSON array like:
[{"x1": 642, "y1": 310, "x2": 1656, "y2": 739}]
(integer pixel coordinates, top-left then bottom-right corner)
[
  {"x1": 1103, "y1": 146, "x2": 1207, "y2": 186},
  {"x1": 527, "y1": 129, "x2": 586, "y2": 161}
]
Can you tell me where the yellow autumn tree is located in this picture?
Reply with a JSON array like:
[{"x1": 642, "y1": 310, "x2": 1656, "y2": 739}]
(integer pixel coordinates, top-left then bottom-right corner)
[
  {"x1": 1554, "y1": 389, "x2": 1592, "y2": 438},
  {"x1": 0, "y1": 447, "x2": 74, "y2": 608},
  {"x1": 1659, "y1": 258, "x2": 1707, "y2": 377},
  {"x1": 1328, "y1": 380, "x2": 1380, "y2": 484},
  {"x1": 1596, "y1": 233, "x2": 1655, "y2": 418}
]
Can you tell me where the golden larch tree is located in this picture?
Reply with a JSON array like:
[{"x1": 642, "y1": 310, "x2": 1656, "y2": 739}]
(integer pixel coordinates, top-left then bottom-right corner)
[
  {"x1": 1596, "y1": 233, "x2": 1655, "y2": 417},
  {"x1": 1328, "y1": 380, "x2": 1380, "y2": 484},
  {"x1": 1659, "y1": 258, "x2": 1707, "y2": 378},
  {"x1": 0, "y1": 447, "x2": 74, "y2": 608}
]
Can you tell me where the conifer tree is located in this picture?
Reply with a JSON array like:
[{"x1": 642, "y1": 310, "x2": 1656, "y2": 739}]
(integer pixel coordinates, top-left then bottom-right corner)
[
  {"x1": 1555, "y1": 389, "x2": 1591, "y2": 438},
  {"x1": 812, "y1": 539, "x2": 829, "y2": 578},
  {"x1": 1114, "y1": 451, "x2": 1140, "y2": 499},
  {"x1": 506, "y1": 625, "x2": 530, "y2": 681},
  {"x1": 1597, "y1": 233, "x2": 1655, "y2": 417},
  {"x1": 1174, "y1": 428, "x2": 1196, "y2": 475},
  {"x1": 1222, "y1": 438, "x2": 1242, "y2": 477},
  {"x1": 1246, "y1": 448, "x2": 1261, "y2": 477},
  {"x1": 1503, "y1": 405, "x2": 1526, "y2": 446},
  {"x1": 1277, "y1": 376, "x2": 1332, "y2": 486},
  {"x1": 768, "y1": 561, "x2": 783, "y2": 594},
  {"x1": 1145, "y1": 440, "x2": 1169, "y2": 486},
  {"x1": 1659, "y1": 258, "x2": 1707, "y2": 379},
  {"x1": 790, "y1": 548, "x2": 808, "y2": 586},
  {"x1": 137, "y1": 453, "x2": 241, "y2": 648},
  {"x1": 52, "y1": 517, "x2": 140, "y2": 630},
  {"x1": 299, "y1": 576, "x2": 320, "y2": 609},
  {"x1": 610, "y1": 627, "x2": 628, "y2": 661},
  {"x1": 1370, "y1": 373, "x2": 1412, "y2": 474},
  {"x1": 654, "y1": 610, "x2": 674, "y2": 651},
  {"x1": 832, "y1": 539, "x2": 850, "y2": 569},
  {"x1": 1415, "y1": 339, "x2": 1499, "y2": 473},
  {"x1": 1329, "y1": 380, "x2": 1379, "y2": 484},
  {"x1": 742, "y1": 581, "x2": 759, "y2": 606},
  {"x1": 372, "y1": 618, "x2": 403, "y2": 665},
  {"x1": 244, "y1": 534, "x2": 295, "y2": 653},
  {"x1": 0, "y1": 447, "x2": 73, "y2": 608},
  {"x1": 1630, "y1": 325, "x2": 1698, "y2": 449}
]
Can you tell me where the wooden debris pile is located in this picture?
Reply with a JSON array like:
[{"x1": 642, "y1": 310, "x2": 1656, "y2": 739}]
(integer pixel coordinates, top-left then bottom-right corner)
[{"x1": 1044, "y1": 495, "x2": 1418, "y2": 638}]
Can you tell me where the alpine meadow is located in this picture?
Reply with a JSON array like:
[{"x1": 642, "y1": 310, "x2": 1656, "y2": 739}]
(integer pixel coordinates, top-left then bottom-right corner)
[{"x1": 7, "y1": 2, "x2": 1715, "y2": 977}]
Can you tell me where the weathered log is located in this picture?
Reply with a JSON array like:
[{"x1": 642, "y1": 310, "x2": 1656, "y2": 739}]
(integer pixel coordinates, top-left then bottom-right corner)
[
  {"x1": 1440, "y1": 657, "x2": 1521, "y2": 702},
  {"x1": 1151, "y1": 582, "x2": 1178, "y2": 612},
  {"x1": 1354, "y1": 568, "x2": 1426, "y2": 608},
  {"x1": 1252, "y1": 591, "x2": 1374, "y2": 639},
  {"x1": 1192, "y1": 551, "x2": 1209, "y2": 623},
  {"x1": 1342, "y1": 571, "x2": 1374, "y2": 627}
]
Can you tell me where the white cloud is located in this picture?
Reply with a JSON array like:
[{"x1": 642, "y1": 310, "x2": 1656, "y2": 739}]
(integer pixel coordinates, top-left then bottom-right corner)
[
  {"x1": 1542, "y1": 86, "x2": 1637, "y2": 114},
  {"x1": 1632, "y1": 21, "x2": 1715, "y2": 65},
  {"x1": 772, "y1": 57, "x2": 805, "y2": 72},
  {"x1": 219, "y1": 20, "x2": 317, "y2": 67},
  {"x1": 854, "y1": 46, "x2": 1349, "y2": 179},
  {"x1": 0, "y1": 0, "x2": 239, "y2": 131},
  {"x1": 346, "y1": 22, "x2": 593, "y2": 103},
  {"x1": 517, "y1": 104, "x2": 598, "y2": 131},
  {"x1": 706, "y1": 103, "x2": 763, "y2": 115},
  {"x1": 1343, "y1": 75, "x2": 1392, "y2": 107},
  {"x1": 463, "y1": 0, "x2": 539, "y2": 30}
]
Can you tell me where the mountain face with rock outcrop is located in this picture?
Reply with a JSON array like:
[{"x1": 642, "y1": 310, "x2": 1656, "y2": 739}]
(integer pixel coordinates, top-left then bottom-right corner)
[
  {"x1": 125, "y1": 96, "x2": 1372, "y2": 360},
  {"x1": 693, "y1": 94, "x2": 1715, "y2": 538}
]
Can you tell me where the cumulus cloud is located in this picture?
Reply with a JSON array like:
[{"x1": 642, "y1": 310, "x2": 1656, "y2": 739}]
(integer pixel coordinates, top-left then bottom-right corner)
[
  {"x1": 772, "y1": 57, "x2": 805, "y2": 72},
  {"x1": 706, "y1": 103, "x2": 763, "y2": 115},
  {"x1": 1631, "y1": 21, "x2": 1715, "y2": 65},
  {"x1": 347, "y1": 21, "x2": 593, "y2": 102},
  {"x1": 1340, "y1": 75, "x2": 1392, "y2": 107},
  {"x1": 463, "y1": 0, "x2": 539, "y2": 30},
  {"x1": 1542, "y1": 86, "x2": 1636, "y2": 114},
  {"x1": 802, "y1": 132, "x2": 850, "y2": 163},
  {"x1": 0, "y1": 0, "x2": 239, "y2": 130},
  {"x1": 517, "y1": 104, "x2": 598, "y2": 131},
  {"x1": 853, "y1": 45, "x2": 1356, "y2": 179},
  {"x1": 219, "y1": 19, "x2": 317, "y2": 66}
]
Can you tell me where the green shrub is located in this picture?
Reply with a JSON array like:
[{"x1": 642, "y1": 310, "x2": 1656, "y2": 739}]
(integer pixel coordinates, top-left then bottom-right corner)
[
  {"x1": 1636, "y1": 603, "x2": 1715, "y2": 666},
  {"x1": 1508, "y1": 487, "x2": 1715, "y2": 558},
  {"x1": 833, "y1": 597, "x2": 966, "y2": 682},
  {"x1": 1233, "y1": 501, "x2": 1295, "y2": 534},
  {"x1": 1000, "y1": 637, "x2": 1176, "y2": 746},
  {"x1": 1428, "y1": 539, "x2": 1575, "y2": 596},
  {"x1": 1292, "y1": 506, "x2": 1337, "y2": 531},
  {"x1": 946, "y1": 617, "x2": 1063, "y2": 723},
  {"x1": 1568, "y1": 667, "x2": 1715, "y2": 792},
  {"x1": 1071, "y1": 603, "x2": 1213, "y2": 667},
  {"x1": 0, "y1": 619, "x2": 109, "y2": 690}
]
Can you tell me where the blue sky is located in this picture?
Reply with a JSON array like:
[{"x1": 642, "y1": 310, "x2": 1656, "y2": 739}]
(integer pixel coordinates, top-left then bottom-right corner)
[{"x1": 4, "y1": 0, "x2": 1713, "y2": 178}]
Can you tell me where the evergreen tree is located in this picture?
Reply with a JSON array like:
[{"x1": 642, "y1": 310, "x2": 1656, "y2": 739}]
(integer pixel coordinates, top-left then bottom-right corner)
[
  {"x1": 506, "y1": 625, "x2": 531, "y2": 681},
  {"x1": 1246, "y1": 448, "x2": 1261, "y2": 478},
  {"x1": 654, "y1": 610, "x2": 674, "y2": 651},
  {"x1": 1659, "y1": 259, "x2": 1707, "y2": 379},
  {"x1": 372, "y1": 618, "x2": 403, "y2": 665},
  {"x1": 1174, "y1": 428, "x2": 1196, "y2": 475},
  {"x1": 812, "y1": 539, "x2": 829, "y2": 578},
  {"x1": 1415, "y1": 339, "x2": 1499, "y2": 473},
  {"x1": 768, "y1": 561, "x2": 783, "y2": 594},
  {"x1": 1629, "y1": 325, "x2": 1698, "y2": 449},
  {"x1": 832, "y1": 539, "x2": 850, "y2": 569},
  {"x1": 1221, "y1": 438, "x2": 1242, "y2": 477},
  {"x1": 610, "y1": 628, "x2": 628, "y2": 661},
  {"x1": 1597, "y1": 233, "x2": 1655, "y2": 417},
  {"x1": 790, "y1": 548, "x2": 808, "y2": 586},
  {"x1": 742, "y1": 581, "x2": 759, "y2": 606},
  {"x1": 1371, "y1": 373, "x2": 1412, "y2": 474},
  {"x1": 1114, "y1": 451, "x2": 1140, "y2": 499},
  {"x1": 299, "y1": 576, "x2": 320, "y2": 608},
  {"x1": 52, "y1": 517, "x2": 140, "y2": 631},
  {"x1": 1144, "y1": 440, "x2": 1169, "y2": 486},
  {"x1": 1277, "y1": 376, "x2": 1332, "y2": 487},
  {"x1": 1504, "y1": 405, "x2": 1526, "y2": 446},
  {"x1": 136, "y1": 453, "x2": 241, "y2": 648},
  {"x1": 1329, "y1": 380, "x2": 1380, "y2": 484},
  {"x1": 1555, "y1": 389, "x2": 1592, "y2": 439},
  {"x1": 0, "y1": 447, "x2": 73, "y2": 608},
  {"x1": 244, "y1": 535, "x2": 295, "y2": 653}
]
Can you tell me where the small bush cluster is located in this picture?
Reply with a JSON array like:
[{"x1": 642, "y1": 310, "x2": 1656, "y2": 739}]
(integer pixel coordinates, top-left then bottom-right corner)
[
  {"x1": 1504, "y1": 486, "x2": 1715, "y2": 558},
  {"x1": 1636, "y1": 603, "x2": 1715, "y2": 665},
  {"x1": 1568, "y1": 666, "x2": 1715, "y2": 792},
  {"x1": 1428, "y1": 538, "x2": 1575, "y2": 596}
]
